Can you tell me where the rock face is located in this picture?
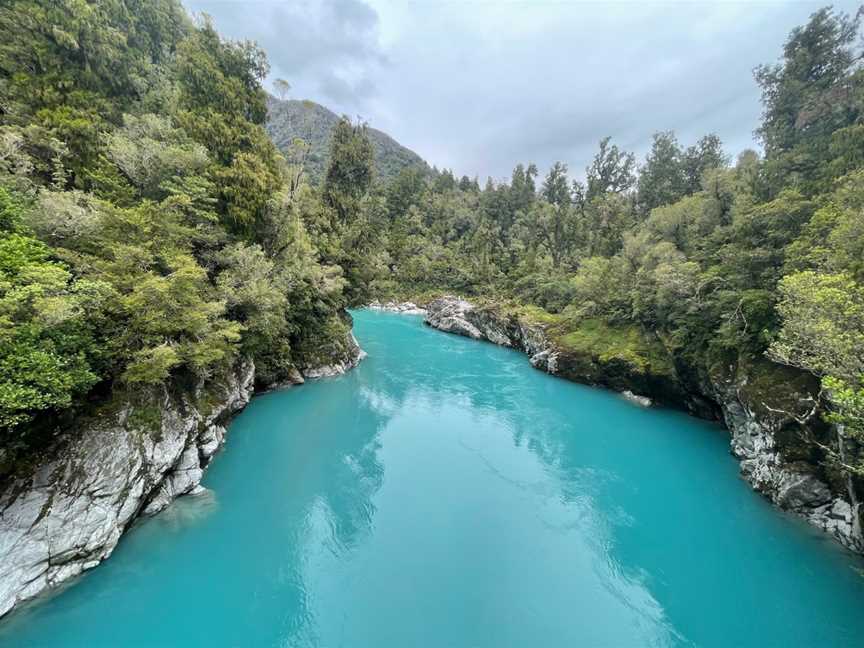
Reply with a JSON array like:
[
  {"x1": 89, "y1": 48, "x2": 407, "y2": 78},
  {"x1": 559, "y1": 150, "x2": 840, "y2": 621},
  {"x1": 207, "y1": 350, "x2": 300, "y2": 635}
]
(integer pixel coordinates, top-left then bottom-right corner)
[
  {"x1": 622, "y1": 390, "x2": 653, "y2": 407},
  {"x1": 0, "y1": 359, "x2": 254, "y2": 619},
  {"x1": 301, "y1": 332, "x2": 367, "y2": 378},
  {"x1": 367, "y1": 300, "x2": 427, "y2": 316},
  {"x1": 0, "y1": 331, "x2": 365, "y2": 619},
  {"x1": 425, "y1": 297, "x2": 552, "y2": 361},
  {"x1": 425, "y1": 296, "x2": 864, "y2": 553},
  {"x1": 700, "y1": 361, "x2": 861, "y2": 550}
]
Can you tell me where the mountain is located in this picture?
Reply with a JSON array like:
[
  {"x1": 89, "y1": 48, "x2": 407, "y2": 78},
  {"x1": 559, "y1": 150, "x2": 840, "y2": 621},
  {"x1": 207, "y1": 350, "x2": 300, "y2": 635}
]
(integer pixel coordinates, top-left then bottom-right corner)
[{"x1": 266, "y1": 96, "x2": 428, "y2": 185}]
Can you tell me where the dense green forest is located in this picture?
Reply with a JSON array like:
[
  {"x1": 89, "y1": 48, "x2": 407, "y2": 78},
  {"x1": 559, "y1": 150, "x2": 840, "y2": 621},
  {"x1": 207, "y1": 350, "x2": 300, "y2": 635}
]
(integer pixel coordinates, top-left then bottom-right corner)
[
  {"x1": 1, "y1": 2, "x2": 862, "y2": 479},
  {"x1": 0, "y1": 0, "x2": 356, "y2": 467}
]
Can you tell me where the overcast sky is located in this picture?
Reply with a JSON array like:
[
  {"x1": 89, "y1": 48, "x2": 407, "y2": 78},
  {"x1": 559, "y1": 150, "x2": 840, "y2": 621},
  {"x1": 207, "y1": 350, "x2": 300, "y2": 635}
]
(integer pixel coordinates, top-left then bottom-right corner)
[{"x1": 184, "y1": 0, "x2": 861, "y2": 180}]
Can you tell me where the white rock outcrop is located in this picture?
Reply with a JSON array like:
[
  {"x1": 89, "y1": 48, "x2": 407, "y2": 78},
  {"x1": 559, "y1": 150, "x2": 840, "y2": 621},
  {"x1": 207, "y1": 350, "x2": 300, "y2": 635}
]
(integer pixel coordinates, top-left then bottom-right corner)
[
  {"x1": 0, "y1": 359, "x2": 255, "y2": 618},
  {"x1": 367, "y1": 300, "x2": 427, "y2": 315},
  {"x1": 622, "y1": 390, "x2": 653, "y2": 407}
]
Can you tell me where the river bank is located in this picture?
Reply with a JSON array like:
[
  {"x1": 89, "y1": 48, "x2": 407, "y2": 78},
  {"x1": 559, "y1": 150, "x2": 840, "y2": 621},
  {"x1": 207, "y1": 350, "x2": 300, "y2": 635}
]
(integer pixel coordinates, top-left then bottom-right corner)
[
  {"x1": 412, "y1": 295, "x2": 862, "y2": 553},
  {"x1": 0, "y1": 328, "x2": 365, "y2": 618}
]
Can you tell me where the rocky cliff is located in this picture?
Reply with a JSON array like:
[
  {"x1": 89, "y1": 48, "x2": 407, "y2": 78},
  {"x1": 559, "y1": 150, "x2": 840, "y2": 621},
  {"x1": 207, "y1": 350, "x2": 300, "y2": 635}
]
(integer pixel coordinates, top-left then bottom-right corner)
[
  {"x1": 425, "y1": 296, "x2": 863, "y2": 553},
  {"x1": 0, "y1": 335, "x2": 364, "y2": 618}
]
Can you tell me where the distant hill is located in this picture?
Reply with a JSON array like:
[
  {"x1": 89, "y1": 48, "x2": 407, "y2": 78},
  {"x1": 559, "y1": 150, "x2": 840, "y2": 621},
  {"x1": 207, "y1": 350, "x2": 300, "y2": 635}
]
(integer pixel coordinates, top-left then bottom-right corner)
[{"x1": 266, "y1": 96, "x2": 428, "y2": 185}]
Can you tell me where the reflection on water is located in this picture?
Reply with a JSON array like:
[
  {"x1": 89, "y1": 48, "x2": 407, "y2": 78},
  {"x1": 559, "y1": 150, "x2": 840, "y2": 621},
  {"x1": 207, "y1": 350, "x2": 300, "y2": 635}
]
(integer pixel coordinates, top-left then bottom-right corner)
[
  {"x1": 2, "y1": 310, "x2": 864, "y2": 647},
  {"x1": 150, "y1": 488, "x2": 220, "y2": 530}
]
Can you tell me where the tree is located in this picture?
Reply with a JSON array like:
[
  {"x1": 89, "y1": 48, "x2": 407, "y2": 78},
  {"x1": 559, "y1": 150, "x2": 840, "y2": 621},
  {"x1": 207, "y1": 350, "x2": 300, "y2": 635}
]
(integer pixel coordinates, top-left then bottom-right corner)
[
  {"x1": 541, "y1": 161, "x2": 572, "y2": 206},
  {"x1": 0, "y1": 0, "x2": 357, "y2": 449},
  {"x1": 105, "y1": 113, "x2": 209, "y2": 200},
  {"x1": 769, "y1": 270, "x2": 864, "y2": 475},
  {"x1": 323, "y1": 117, "x2": 374, "y2": 223},
  {"x1": 755, "y1": 7, "x2": 861, "y2": 157},
  {"x1": 520, "y1": 201, "x2": 578, "y2": 269},
  {"x1": 637, "y1": 131, "x2": 686, "y2": 213},
  {"x1": 769, "y1": 271, "x2": 864, "y2": 381},
  {"x1": 0, "y1": 220, "x2": 108, "y2": 427},
  {"x1": 682, "y1": 134, "x2": 729, "y2": 193},
  {"x1": 386, "y1": 167, "x2": 426, "y2": 221},
  {"x1": 755, "y1": 7, "x2": 863, "y2": 194},
  {"x1": 273, "y1": 78, "x2": 291, "y2": 101},
  {"x1": 784, "y1": 170, "x2": 864, "y2": 282},
  {"x1": 586, "y1": 137, "x2": 636, "y2": 201},
  {"x1": 510, "y1": 163, "x2": 537, "y2": 215},
  {"x1": 582, "y1": 192, "x2": 634, "y2": 257}
]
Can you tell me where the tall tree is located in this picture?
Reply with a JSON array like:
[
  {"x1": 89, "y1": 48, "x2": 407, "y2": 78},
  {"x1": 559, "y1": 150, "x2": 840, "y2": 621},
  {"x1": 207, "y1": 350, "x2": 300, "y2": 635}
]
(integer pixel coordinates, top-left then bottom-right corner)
[
  {"x1": 510, "y1": 162, "x2": 538, "y2": 215},
  {"x1": 755, "y1": 7, "x2": 862, "y2": 156},
  {"x1": 637, "y1": 131, "x2": 686, "y2": 213},
  {"x1": 273, "y1": 78, "x2": 291, "y2": 101},
  {"x1": 323, "y1": 117, "x2": 374, "y2": 223},
  {"x1": 541, "y1": 161, "x2": 572, "y2": 206},
  {"x1": 586, "y1": 137, "x2": 636, "y2": 201},
  {"x1": 682, "y1": 134, "x2": 729, "y2": 193},
  {"x1": 755, "y1": 7, "x2": 863, "y2": 194}
]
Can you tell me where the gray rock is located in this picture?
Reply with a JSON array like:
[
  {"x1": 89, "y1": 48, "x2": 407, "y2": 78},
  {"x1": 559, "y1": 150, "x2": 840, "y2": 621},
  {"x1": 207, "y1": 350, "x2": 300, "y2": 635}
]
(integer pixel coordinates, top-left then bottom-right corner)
[
  {"x1": 367, "y1": 300, "x2": 427, "y2": 315},
  {"x1": 621, "y1": 391, "x2": 653, "y2": 407},
  {"x1": 302, "y1": 332, "x2": 366, "y2": 379},
  {"x1": 199, "y1": 425, "x2": 226, "y2": 462},
  {"x1": 0, "y1": 359, "x2": 255, "y2": 618},
  {"x1": 775, "y1": 472, "x2": 833, "y2": 509}
]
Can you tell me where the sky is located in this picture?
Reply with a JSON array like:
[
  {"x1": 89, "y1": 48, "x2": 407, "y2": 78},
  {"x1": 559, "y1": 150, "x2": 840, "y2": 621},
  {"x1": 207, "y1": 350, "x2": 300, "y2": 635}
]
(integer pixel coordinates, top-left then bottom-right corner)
[{"x1": 184, "y1": 0, "x2": 861, "y2": 181}]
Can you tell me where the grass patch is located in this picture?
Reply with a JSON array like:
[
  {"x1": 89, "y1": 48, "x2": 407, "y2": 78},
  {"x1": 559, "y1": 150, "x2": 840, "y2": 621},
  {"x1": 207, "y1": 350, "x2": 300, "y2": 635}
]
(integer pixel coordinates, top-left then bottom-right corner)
[
  {"x1": 551, "y1": 318, "x2": 675, "y2": 377},
  {"x1": 507, "y1": 303, "x2": 564, "y2": 326}
]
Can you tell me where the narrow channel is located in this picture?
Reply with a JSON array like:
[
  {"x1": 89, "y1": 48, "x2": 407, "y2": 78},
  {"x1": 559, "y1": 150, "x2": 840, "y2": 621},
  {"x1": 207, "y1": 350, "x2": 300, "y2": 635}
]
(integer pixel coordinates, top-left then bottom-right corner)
[{"x1": 3, "y1": 310, "x2": 863, "y2": 647}]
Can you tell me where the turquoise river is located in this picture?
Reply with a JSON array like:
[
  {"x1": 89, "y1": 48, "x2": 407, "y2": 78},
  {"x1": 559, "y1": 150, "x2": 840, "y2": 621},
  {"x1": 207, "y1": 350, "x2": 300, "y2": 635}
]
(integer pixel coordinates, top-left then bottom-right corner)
[{"x1": 2, "y1": 310, "x2": 864, "y2": 647}]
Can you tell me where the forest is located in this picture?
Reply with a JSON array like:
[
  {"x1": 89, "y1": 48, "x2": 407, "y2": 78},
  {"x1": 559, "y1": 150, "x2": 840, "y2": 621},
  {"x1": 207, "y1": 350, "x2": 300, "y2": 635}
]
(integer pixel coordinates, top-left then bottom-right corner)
[
  {"x1": 0, "y1": 0, "x2": 354, "y2": 469},
  {"x1": 1, "y1": 1, "x2": 863, "y2": 479}
]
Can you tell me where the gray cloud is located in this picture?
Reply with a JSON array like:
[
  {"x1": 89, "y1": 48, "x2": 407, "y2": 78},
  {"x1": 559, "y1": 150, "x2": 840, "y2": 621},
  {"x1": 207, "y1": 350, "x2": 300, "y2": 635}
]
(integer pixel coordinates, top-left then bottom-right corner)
[
  {"x1": 184, "y1": 0, "x2": 861, "y2": 180},
  {"x1": 185, "y1": 0, "x2": 385, "y2": 110}
]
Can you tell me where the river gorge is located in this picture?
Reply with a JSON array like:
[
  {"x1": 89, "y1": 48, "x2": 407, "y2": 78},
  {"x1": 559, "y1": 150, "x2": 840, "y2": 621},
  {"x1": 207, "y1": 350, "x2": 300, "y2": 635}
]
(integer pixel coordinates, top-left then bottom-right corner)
[{"x1": 1, "y1": 309, "x2": 864, "y2": 646}]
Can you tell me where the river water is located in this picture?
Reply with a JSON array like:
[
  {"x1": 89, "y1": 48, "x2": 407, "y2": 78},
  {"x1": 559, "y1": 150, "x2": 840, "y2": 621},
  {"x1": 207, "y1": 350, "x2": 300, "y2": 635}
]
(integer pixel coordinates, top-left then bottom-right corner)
[{"x1": 2, "y1": 310, "x2": 864, "y2": 647}]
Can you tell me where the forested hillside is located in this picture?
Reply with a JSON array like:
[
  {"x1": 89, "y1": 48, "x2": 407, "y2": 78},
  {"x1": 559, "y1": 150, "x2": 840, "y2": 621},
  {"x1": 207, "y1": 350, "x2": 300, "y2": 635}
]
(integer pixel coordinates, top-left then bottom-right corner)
[
  {"x1": 0, "y1": 0, "x2": 358, "y2": 471},
  {"x1": 265, "y1": 96, "x2": 428, "y2": 185}
]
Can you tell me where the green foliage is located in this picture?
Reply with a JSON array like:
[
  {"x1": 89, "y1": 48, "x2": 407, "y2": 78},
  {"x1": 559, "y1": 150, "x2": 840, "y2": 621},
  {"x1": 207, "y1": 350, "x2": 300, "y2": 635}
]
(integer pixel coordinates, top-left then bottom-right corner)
[
  {"x1": 0, "y1": 0, "x2": 190, "y2": 186},
  {"x1": 323, "y1": 118, "x2": 375, "y2": 223},
  {"x1": 123, "y1": 344, "x2": 180, "y2": 384},
  {"x1": 0, "y1": 1, "x2": 352, "y2": 446},
  {"x1": 105, "y1": 113, "x2": 209, "y2": 199},
  {"x1": 553, "y1": 318, "x2": 675, "y2": 378},
  {"x1": 0, "y1": 225, "x2": 107, "y2": 427},
  {"x1": 586, "y1": 137, "x2": 636, "y2": 201},
  {"x1": 769, "y1": 271, "x2": 864, "y2": 381},
  {"x1": 1, "y1": 0, "x2": 863, "y2": 484},
  {"x1": 755, "y1": 7, "x2": 863, "y2": 195},
  {"x1": 637, "y1": 131, "x2": 687, "y2": 213},
  {"x1": 339, "y1": 7, "x2": 864, "y2": 479},
  {"x1": 822, "y1": 376, "x2": 864, "y2": 476},
  {"x1": 682, "y1": 134, "x2": 730, "y2": 194},
  {"x1": 785, "y1": 170, "x2": 864, "y2": 281},
  {"x1": 0, "y1": 186, "x2": 25, "y2": 231}
]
